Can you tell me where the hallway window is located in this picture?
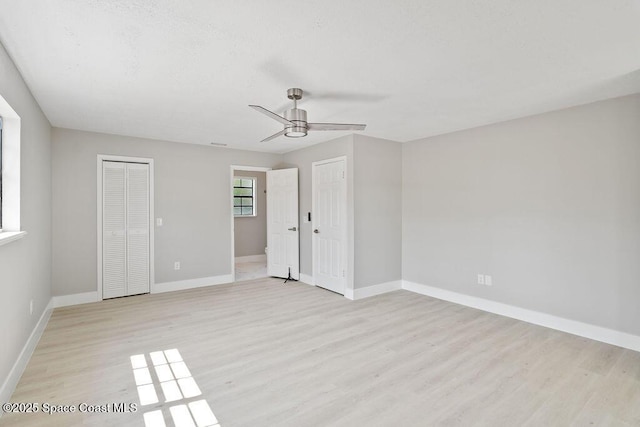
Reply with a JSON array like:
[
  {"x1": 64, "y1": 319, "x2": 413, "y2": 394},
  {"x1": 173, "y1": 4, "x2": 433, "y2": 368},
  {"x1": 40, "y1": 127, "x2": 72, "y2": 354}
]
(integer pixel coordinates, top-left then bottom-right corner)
[{"x1": 233, "y1": 177, "x2": 256, "y2": 216}]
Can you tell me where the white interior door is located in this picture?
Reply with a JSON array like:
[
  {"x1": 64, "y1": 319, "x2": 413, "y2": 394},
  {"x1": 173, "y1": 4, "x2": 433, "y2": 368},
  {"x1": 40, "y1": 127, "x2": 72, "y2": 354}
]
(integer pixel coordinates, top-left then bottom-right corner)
[
  {"x1": 267, "y1": 168, "x2": 299, "y2": 280},
  {"x1": 102, "y1": 161, "x2": 150, "y2": 298},
  {"x1": 313, "y1": 158, "x2": 347, "y2": 294}
]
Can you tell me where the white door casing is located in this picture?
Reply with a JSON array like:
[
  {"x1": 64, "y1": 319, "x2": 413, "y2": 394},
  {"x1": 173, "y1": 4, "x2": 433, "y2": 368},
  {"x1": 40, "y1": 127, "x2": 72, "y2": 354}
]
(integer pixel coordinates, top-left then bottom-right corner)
[
  {"x1": 101, "y1": 160, "x2": 151, "y2": 299},
  {"x1": 312, "y1": 158, "x2": 347, "y2": 294},
  {"x1": 267, "y1": 168, "x2": 299, "y2": 280}
]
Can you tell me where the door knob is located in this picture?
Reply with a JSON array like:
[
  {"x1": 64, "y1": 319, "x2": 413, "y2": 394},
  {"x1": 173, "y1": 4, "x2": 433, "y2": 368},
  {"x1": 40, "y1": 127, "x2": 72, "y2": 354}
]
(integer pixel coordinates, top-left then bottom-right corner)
[
  {"x1": 313, "y1": 229, "x2": 319, "y2": 234},
  {"x1": 288, "y1": 227, "x2": 297, "y2": 231}
]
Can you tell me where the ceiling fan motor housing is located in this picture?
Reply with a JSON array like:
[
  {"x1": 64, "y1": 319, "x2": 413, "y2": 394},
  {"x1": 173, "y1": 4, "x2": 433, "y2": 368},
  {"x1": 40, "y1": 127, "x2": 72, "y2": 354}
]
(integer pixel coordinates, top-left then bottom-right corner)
[{"x1": 284, "y1": 108, "x2": 308, "y2": 137}]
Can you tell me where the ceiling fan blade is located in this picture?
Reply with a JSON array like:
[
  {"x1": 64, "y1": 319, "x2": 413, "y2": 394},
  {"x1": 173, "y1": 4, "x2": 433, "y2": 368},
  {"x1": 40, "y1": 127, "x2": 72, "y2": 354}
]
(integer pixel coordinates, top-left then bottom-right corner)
[
  {"x1": 249, "y1": 105, "x2": 293, "y2": 125},
  {"x1": 260, "y1": 129, "x2": 287, "y2": 143},
  {"x1": 308, "y1": 123, "x2": 366, "y2": 131}
]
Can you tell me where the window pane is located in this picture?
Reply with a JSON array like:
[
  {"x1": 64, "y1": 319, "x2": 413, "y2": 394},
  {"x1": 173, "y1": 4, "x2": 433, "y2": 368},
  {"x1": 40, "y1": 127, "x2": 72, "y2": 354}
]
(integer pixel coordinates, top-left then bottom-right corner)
[{"x1": 233, "y1": 177, "x2": 255, "y2": 216}]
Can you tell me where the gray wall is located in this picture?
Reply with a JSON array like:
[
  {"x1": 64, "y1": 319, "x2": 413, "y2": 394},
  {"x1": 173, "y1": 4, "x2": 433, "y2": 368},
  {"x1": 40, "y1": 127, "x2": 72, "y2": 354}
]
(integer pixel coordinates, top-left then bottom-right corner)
[
  {"x1": 403, "y1": 94, "x2": 640, "y2": 335},
  {"x1": 52, "y1": 128, "x2": 280, "y2": 295},
  {"x1": 0, "y1": 44, "x2": 52, "y2": 391},
  {"x1": 280, "y1": 135, "x2": 354, "y2": 279},
  {"x1": 353, "y1": 135, "x2": 402, "y2": 288},
  {"x1": 234, "y1": 170, "x2": 267, "y2": 257}
]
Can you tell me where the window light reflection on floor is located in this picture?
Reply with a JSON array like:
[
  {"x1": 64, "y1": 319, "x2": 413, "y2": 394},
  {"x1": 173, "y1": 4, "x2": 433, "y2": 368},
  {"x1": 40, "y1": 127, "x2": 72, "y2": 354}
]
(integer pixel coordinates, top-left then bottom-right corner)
[
  {"x1": 189, "y1": 400, "x2": 220, "y2": 427},
  {"x1": 171, "y1": 405, "x2": 196, "y2": 427},
  {"x1": 155, "y1": 364, "x2": 173, "y2": 382},
  {"x1": 143, "y1": 410, "x2": 167, "y2": 427},
  {"x1": 130, "y1": 349, "x2": 221, "y2": 427},
  {"x1": 137, "y1": 384, "x2": 159, "y2": 406},
  {"x1": 133, "y1": 367, "x2": 152, "y2": 385}
]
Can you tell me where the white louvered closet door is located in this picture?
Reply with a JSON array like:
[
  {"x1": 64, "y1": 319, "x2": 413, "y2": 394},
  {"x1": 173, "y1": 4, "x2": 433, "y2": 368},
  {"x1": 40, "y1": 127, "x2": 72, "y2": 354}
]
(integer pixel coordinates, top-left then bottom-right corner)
[
  {"x1": 103, "y1": 162, "x2": 127, "y2": 298},
  {"x1": 102, "y1": 161, "x2": 150, "y2": 299},
  {"x1": 126, "y1": 163, "x2": 150, "y2": 295}
]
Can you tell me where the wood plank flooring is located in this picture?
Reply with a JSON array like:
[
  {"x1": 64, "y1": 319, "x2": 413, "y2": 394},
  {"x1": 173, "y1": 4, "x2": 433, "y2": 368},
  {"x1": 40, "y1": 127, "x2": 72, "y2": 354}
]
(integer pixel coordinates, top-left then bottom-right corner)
[
  {"x1": 234, "y1": 260, "x2": 267, "y2": 282},
  {"x1": 3, "y1": 278, "x2": 640, "y2": 426}
]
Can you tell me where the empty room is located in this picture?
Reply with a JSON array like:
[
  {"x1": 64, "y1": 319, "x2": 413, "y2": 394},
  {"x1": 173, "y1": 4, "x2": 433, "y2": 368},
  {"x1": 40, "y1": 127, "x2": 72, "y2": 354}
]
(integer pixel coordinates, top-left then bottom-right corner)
[{"x1": 1, "y1": 1, "x2": 640, "y2": 426}]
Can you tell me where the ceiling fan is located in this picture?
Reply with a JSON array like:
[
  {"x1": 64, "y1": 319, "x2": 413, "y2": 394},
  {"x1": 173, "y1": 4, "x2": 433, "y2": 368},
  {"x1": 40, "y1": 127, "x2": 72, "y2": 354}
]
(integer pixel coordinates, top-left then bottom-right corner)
[{"x1": 249, "y1": 88, "x2": 366, "y2": 142}]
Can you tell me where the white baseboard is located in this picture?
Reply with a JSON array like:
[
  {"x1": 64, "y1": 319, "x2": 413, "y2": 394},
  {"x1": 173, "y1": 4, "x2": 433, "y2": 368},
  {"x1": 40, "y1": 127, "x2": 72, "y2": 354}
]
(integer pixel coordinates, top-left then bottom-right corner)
[
  {"x1": 235, "y1": 254, "x2": 267, "y2": 263},
  {"x1": 344, "y1": 288, "x2": 355, "y2": 300},
  {"x1": 402, "y1": 280, "x2": 640, "y2": 353},
  {"x1": 153, "y1": 274, "x2": 233, "y2": 294},
  {"x1": 0, "y1": 299, "x2": 53, "y2": 407},
  {"x1": 52, "y1": 291, "x2": 99, "y2": 308},
  {"x1": 299, "y1": 273, "x2": 314, "y2": 286},
  {"x1": 352, "y1": 280, "x2": 403, "y2": 300},
  {"x1": 51, "y1": 275, "x2": 236, "y2": 306}
]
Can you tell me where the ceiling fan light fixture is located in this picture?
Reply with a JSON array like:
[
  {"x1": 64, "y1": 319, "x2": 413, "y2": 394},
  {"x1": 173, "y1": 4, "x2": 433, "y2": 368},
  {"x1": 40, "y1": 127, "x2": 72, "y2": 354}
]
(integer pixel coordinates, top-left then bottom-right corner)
[{"x1": 285, "y1": 126, "x2": 308, "y2": 138}]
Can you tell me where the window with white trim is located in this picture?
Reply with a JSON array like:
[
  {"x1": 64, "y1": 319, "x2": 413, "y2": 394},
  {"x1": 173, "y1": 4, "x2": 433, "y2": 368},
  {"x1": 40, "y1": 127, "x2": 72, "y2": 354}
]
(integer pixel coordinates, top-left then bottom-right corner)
[
  {"x1": 233, "y1": 177, "x2": 256, "y2": 217},
  {"x1": 0, "y1": 116, "x2": 3, "y2": 231},
  {"x1": 0, "y1": 94, "x2": 24, "y2": 244}
]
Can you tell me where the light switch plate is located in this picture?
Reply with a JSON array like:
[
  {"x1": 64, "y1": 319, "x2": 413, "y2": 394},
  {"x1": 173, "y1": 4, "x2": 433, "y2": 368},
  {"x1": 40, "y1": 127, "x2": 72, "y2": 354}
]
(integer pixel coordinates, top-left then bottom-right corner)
[
  {"x1": 477, "y1": 274, "x2": 484, "y2": 285},
  {"x1": 156, "y1": 218, "x2": 163, "y2": 226},
  {"x1": 485, "y1": 275, "x2": 492, "y2": 286}
]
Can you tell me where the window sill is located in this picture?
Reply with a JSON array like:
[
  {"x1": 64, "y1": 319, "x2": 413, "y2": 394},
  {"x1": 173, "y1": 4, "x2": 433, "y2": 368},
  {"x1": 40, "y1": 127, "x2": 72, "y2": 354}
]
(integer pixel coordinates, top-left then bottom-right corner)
[{"x1": 0, "y1": 231, "x2": 27, "y2": 247}]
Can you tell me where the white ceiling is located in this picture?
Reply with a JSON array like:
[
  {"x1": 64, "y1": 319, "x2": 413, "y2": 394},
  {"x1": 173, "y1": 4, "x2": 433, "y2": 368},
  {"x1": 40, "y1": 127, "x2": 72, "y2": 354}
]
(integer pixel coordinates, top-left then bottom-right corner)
[{"x1": 1, "y1": 1, "x2": 639, "y2": 153}]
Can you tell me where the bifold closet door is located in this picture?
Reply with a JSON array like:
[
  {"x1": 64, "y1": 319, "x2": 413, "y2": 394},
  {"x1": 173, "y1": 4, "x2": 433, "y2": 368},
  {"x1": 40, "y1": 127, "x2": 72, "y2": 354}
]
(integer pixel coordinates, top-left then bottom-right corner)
[
  {"x1": 102, "y1": 161, "x2": 150, "y2": 299},
  {"x1": 126, "y1": 163, "x2": 150, "y2": 295}
]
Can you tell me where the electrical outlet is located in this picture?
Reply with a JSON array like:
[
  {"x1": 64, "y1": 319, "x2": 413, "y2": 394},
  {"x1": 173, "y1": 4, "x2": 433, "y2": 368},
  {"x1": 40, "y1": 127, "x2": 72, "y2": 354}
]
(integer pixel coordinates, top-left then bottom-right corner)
[
  {"x1": 30, "y1": 300, "x2": 33, "y2": 315},
  {"x1": 485, "y1": 275, "x2": 492, "y2": 286},
  {"x1": 174, "y1": 261, "x2": 181, "y2": 270},
  {"x1": 156, "y1": 218, "x2": 163, "y2": 227},
  {"x1": 477, "y1": 274, "x2": 484, "y2": 285}
]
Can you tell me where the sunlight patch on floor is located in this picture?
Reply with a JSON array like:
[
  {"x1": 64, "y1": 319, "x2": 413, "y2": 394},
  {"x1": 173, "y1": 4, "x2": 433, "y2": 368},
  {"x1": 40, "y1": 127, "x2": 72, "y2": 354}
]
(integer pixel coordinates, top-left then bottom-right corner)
[{"x1": 130, "y1": 349, "x2": 220, "y2": 427}]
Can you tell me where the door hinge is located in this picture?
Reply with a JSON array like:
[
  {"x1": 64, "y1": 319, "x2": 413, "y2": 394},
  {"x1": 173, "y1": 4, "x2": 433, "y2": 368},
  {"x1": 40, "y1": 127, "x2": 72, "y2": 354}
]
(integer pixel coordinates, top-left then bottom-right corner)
[
  {"x1": 342, "y1": 270, "x2": 345, "y2": 277},
  {"x1": 342, "y1": 171, "x2": 345, "y2": 179}
]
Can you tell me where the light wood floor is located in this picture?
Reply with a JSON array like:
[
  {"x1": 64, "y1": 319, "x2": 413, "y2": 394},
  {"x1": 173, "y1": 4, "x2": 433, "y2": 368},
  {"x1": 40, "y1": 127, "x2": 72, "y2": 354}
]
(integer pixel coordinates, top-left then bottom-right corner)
[
  {"x1": 234, "y1": 261, "x2": 267, "y2": 282},
  {"x1": 4, "y1": 278, "x2": 640, "y2": 426}
]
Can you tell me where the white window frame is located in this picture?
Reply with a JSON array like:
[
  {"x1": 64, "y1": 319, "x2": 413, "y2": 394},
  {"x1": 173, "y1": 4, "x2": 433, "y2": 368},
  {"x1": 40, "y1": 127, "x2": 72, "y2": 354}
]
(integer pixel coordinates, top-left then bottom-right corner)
[
  {"x1": 233, "y1": 176, "x2": 257, "y2": 217},
  {"x1": 0, "y1": 94, "x2": 26, "y2": 246}
]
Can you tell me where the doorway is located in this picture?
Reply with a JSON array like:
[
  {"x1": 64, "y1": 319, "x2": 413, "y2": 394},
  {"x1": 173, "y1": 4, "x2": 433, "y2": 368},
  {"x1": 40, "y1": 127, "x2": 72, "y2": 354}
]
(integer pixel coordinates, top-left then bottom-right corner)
[
  {"x1": 230, "y1": 166, "x2": 301, "y2": 282},
  {"x1": 231, "y1": 166, "x2": 271, "y2": 282}
]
